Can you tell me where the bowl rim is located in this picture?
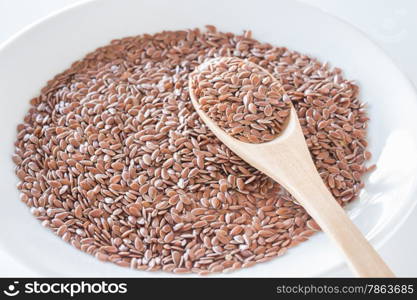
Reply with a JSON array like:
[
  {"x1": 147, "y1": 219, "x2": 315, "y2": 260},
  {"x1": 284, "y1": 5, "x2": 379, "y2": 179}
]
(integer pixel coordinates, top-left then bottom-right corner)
[{"x1": 1, "y1": 0, "x2": 417, "y2": 277}]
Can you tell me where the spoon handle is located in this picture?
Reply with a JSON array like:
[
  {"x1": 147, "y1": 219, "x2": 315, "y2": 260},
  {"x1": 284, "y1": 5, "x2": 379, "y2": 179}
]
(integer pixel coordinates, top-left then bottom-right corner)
[
  {"x1": 247, "y1": 118, "x2": 395, "y2": 277},
  {"x1": 254, "y1": 146, "x2": 393, "y2": 276},
  {"x1": 289, "y1": 169, "x2": 394, "y2": 277}
]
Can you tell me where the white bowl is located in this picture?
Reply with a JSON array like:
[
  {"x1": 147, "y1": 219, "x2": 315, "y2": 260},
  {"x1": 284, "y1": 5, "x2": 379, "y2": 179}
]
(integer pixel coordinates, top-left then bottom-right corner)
[{"x1": 1, "y1": 0, "x2": 417, "y2": 277}]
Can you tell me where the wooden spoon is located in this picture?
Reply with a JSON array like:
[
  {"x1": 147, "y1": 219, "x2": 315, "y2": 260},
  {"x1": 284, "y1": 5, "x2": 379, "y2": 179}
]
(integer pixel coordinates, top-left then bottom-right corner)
[{"x1": 189, "y1": 57, "x2": 394, "y2": 277}]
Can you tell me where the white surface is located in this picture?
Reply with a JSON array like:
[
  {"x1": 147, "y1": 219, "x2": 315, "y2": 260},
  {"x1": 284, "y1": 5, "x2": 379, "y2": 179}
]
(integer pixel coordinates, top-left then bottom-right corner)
[{"x1": 0, "y1": 0, "x2": 416, "y2": 277}]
